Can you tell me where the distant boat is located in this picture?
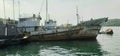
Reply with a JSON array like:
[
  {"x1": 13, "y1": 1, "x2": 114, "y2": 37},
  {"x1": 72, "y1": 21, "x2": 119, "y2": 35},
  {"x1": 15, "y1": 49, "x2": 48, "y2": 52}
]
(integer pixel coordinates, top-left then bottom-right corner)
[{"x1": 99, "y1": 28, "x2": 113, "y2": 34}]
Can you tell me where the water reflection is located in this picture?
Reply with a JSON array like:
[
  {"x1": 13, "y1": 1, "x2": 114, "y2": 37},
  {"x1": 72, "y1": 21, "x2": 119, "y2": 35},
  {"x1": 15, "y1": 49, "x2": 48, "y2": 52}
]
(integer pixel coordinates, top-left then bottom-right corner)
[
  {"x1": 39, "y1": 40, "x2": 102, "y2": 56},
  {"x1": 0, "y1": 40, "x2": 103, "y2": 56},
  {"x1": 0, "y1": 43, "x2": 40, "y2": 56}
]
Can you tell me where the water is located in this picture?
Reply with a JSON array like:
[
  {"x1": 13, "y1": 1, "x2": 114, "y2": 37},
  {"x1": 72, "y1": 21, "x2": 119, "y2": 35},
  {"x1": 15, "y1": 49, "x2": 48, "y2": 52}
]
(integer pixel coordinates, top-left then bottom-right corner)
[
  {"x1": 0, "y1": 27, "x2": 120, "y2": 56},
  {"x1": 97, "y1": 27, "x2": 120, "y2": 56}
]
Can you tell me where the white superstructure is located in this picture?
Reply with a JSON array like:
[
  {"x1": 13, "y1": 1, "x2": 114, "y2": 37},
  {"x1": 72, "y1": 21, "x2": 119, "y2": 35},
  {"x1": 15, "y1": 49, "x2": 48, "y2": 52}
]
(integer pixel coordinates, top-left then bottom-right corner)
[
  {"x1": 17, "y1": 14, "x2": 42, "y2": 33},
  {"x1": 44, "y1": 19, "x2": 56, "y2": 30}
]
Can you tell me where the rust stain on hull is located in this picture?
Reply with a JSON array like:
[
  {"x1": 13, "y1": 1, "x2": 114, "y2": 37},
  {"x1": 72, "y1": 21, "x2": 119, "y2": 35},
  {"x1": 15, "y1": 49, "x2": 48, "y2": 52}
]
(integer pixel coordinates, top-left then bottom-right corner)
[{"x1": 26, "y1": 29, "x2": 97, "y2": 41}]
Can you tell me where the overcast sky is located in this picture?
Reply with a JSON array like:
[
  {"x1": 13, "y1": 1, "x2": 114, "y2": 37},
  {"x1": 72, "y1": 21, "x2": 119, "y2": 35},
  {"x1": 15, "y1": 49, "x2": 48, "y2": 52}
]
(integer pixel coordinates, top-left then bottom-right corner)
[{"x1": 0, "y1": 0, "x2": 120, "y2": 25}]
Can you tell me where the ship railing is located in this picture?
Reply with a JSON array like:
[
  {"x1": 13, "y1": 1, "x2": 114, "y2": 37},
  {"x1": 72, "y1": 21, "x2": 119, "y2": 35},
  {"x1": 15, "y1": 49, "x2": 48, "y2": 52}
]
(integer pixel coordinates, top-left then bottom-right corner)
[{"x1": 84, "y1": 26, "x2": 101, "y2": 30}]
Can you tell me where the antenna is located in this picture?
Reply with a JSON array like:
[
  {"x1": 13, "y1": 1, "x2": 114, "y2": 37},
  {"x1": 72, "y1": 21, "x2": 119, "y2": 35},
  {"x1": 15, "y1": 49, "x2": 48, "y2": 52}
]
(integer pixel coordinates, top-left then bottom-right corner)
[
  {"x1": 3, "y1": 0, "x2": 6, "y2": 22},
  {"x1": 46, "y1": 0, "x2": 48, "y2": 21}
]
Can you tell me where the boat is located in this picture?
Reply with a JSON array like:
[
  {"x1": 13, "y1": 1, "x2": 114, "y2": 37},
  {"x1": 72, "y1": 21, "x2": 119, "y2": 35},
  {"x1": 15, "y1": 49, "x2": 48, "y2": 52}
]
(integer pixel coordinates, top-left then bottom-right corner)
[
  {"x1": 105, "y1": 28, "x2": 113, "y2": 34},
  {"x1": 99, "y1": 28, "x2": 113, "y2": 34},
  {"x1": 0, "y1": 21, "x2": 28, "y2": 47},
  {"x1": 17, "y1": 15, "x2": 108, "y2": 41},
  {"x1": 17, "y1": 0, "x2": 108, "y2": 41},
  {"x1": 0, "y1": 0, "x2": 27, "y2": 47}
]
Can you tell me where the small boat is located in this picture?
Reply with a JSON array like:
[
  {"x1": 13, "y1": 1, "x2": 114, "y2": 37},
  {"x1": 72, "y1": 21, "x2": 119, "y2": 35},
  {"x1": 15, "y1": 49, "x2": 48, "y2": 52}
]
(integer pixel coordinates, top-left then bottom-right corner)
[
  {"x1": 105, "y1": 28, "x2": 113, "y2": 34},
  {"x1": 99, "y1": 28, "x2": 113, "y2": 34}
]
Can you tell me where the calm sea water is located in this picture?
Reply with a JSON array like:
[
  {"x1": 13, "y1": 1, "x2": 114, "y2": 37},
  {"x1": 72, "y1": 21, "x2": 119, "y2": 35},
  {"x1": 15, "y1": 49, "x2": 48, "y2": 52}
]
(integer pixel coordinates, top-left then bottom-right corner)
[{"x1": 0, "y1": 27, "x2": 120, "y2": 56}]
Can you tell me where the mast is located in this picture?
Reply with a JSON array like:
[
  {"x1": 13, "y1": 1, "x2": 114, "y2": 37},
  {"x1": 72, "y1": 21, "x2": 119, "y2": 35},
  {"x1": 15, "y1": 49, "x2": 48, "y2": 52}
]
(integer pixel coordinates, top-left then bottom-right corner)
[
  {"x1": 3, "y1": 0, "x2": 7, "y2": 36},
  {"x1": 46, "y1": 0, "x2": 48, "y2": 21},
  {"x1": 76, "y1": 6, "x2": 79, "y2": 25},
  {"x1": 13, "y1": 0, "x2": 15, "y2": 23},
  {"x1": 18, "y1": 0, "x2": 20, "y2": 18}
]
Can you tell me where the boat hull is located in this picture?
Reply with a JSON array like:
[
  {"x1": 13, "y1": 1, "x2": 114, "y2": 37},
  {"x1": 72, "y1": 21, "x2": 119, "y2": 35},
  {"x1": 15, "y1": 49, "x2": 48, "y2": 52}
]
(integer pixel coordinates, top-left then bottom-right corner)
[
  {"x1": 26, "y1": 28, "x2": 98, "y2": 41},
  {"x1": 23, "y1": 17, "x2": 108, "y2": 41},
  {"x1": 0, "y1": 34, "x2": 27, "y2": 47}
]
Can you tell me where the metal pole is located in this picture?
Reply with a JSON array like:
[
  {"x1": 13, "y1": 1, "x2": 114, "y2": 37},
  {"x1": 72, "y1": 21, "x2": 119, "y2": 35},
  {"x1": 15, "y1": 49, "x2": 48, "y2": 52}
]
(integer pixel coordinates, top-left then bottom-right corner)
[
  {"x1": 18, "y1": 0, "x2": 20, "y2": 18},
  {"x1": 3, "y1": 0, "x2": 6, "y2": 21},
  {"x1": 46, "y1": 0, "x2": 48, "y2": 21},
  {"x1": 13, "y1": 0, "x2": 15, "y2": 23},
  {"x1": 3, "y1": 0, "x2": 7, "y2": 36},
  {"x1": 76, "y1": 6, "x2": 79, "y2": 25}
]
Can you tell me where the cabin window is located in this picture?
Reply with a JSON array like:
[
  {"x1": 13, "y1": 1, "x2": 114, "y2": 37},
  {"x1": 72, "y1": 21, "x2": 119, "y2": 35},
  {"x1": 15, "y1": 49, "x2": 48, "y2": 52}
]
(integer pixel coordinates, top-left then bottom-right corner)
[{"x1": 35, "y1": 26, "x2": 38, "y2": 31}]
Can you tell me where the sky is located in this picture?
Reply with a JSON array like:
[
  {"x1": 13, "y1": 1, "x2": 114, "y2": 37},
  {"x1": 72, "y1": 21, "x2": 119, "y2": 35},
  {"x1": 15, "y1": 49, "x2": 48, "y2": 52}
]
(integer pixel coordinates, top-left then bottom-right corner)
[{"x1": 0, "y1": 0, "x2": 120, "y2": 25}]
